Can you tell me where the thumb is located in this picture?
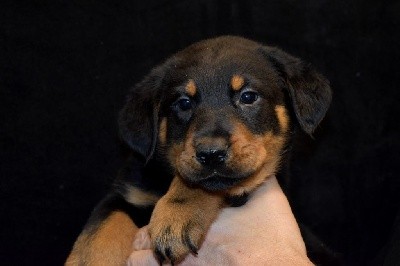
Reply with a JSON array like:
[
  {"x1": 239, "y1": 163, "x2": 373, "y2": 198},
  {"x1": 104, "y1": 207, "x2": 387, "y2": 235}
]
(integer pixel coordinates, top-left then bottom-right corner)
[
  {"x1": 132, "y1": 226, "x2": 151, "y2": 251},
  {"x1": 126, "y1": 249, "x2": 159, "y2": 266}
]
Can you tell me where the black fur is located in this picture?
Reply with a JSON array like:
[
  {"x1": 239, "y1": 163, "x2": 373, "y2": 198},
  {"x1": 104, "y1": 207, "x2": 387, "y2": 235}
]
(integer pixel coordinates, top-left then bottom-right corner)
[
  {"x1": 118, "y1": 66, "x2": 166, "y2": 162},
  {"x1": 262, "y1": 46, "x2": 332, "y2": 135},
  {"x1": 225, "y1": 193, "x2": 249, "y2": 207}
]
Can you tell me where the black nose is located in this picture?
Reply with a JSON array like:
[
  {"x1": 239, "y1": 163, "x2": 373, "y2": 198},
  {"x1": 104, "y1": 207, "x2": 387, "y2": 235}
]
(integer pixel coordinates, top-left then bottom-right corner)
[{"x1": 196, "y1": 149, "x2": 227, "y2": 166}]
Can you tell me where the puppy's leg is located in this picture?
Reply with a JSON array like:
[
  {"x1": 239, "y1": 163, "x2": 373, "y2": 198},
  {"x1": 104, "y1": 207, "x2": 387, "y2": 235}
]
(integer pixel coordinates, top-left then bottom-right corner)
[
  {"x1": 66, "y1": 193, "x2": 153, "y2": 266},
  {"x1": 148, "y1": 176, "x2": 224, "y2": 264}
]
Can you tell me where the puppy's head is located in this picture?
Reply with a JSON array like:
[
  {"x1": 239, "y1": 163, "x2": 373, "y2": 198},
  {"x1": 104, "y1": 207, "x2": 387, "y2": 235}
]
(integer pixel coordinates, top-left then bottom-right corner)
[{"x1": 119, "y1": 36, "x2": 331, "y2": 192}]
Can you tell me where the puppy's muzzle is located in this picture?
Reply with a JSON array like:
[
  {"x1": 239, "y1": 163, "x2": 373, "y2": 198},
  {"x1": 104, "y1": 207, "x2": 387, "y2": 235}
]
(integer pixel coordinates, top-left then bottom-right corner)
[{"x1": 188, "y1": 136, "x2": 247, "y2": 191}]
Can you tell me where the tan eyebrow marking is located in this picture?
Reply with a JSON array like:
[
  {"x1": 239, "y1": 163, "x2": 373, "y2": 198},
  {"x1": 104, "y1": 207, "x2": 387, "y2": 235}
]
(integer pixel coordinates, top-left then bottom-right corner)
[
  {"x1": 231, "y1": 75, "x2": 245, "y2": 91},
  {"x1": 185, "y1": 79, "x2": 197, "y2": 96}
]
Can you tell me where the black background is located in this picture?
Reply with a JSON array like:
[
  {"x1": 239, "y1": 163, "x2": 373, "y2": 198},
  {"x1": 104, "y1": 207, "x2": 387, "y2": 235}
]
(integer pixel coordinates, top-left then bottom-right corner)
[{"x1": 1, "y1": 0, "x2": 399, "y2": 265}]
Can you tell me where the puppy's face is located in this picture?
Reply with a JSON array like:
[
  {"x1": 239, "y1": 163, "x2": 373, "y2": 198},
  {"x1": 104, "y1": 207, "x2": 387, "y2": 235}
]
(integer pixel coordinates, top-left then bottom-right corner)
[
  {"x1": 119, "y1": 36, "x2": 331, "y2": 192},
  {"x1": 159, "y1": 49, "x2": 289, "y2": 191}
]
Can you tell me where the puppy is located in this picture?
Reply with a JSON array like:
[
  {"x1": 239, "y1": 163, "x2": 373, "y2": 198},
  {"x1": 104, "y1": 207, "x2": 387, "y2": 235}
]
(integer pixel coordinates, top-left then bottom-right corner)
[{"x1": 66, "y1": 36, "x2": 331, "y2": 265}]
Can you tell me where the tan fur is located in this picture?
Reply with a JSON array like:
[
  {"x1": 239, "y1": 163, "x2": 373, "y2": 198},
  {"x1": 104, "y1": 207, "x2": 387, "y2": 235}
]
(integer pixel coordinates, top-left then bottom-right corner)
[
  {"x1": 124, "y1": 185, "x2": 160, "y2": 206},
  {"x1": 231, "y1": 75, "x2": 245, "y2": 91},
  {"x1": 66, "y1": 211, "x2": 138, "y2": 266},
  {"x1": 158, "y1": 117, "x2": 168, "y2": 145},
  {"x1": 228, "y1": 121, "x2": 268, "y2": 172},
  {"x1": 185, "y1": 79, "x2": 197, "y2": 96},
  {"x1": 275, "y1": 105, "x2": 289, "y2": 133},
  {"x1": 172, "y1": 127, "x2": 202, "y2": 180},
  {"x1": 148, "y1": 176, "x2": 224, "y2": 262},
  {"x1": 227, "y1": 122, "x2": 287, "y2": 195}
]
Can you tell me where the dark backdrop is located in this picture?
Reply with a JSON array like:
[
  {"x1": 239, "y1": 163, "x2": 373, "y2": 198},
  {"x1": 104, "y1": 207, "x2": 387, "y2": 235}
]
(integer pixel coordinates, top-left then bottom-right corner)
[{"x1": 1, "y1": 0, "x2": 399, "y2": 265}]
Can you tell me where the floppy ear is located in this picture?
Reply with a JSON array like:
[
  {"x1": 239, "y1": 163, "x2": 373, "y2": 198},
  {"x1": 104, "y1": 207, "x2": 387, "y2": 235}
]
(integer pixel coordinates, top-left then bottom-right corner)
[
  {"x1": 118, "y1": 66, "x2": 165, "y2": 162},
  {"x1": 262, "y1": 47, "x2": 332, "y2": 135}
]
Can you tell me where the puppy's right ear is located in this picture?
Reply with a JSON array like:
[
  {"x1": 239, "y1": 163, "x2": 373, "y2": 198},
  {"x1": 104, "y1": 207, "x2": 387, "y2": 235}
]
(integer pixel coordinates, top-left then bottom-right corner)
[
  {"x1": 118, "y1": 66, "x2": 165, "y2": 162},
  {"x1": 261, "y1": 46, "x2": 332, "y2": 136}
]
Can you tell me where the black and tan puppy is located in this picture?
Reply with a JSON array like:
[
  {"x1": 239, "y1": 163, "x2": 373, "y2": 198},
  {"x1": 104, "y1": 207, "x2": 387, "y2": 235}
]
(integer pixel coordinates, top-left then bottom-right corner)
[{"x1": 66, "y1": 36, "x2": 331, "y2": 265}]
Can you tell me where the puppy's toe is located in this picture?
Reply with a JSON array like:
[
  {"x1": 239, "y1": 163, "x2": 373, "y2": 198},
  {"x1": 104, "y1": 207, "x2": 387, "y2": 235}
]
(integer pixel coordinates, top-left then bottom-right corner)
[{"x1": 151, "y1": 221, "x2": 204, "y2": 264}]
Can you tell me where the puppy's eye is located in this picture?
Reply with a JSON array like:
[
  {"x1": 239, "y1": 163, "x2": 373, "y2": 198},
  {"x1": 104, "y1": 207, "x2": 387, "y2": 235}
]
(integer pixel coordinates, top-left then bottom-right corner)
[
  {"x1": 239, "y1": 91, "x2": 259, "y2": 105},
  {"x1": 175, "y1": 97, "x2": 192, "y2": 111}
]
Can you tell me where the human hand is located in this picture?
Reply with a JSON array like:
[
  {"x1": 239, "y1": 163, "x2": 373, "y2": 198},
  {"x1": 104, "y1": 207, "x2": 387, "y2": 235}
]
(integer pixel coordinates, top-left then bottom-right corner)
[{"x1": 127, "y1": 176, "x2": 313, "y2": 265}]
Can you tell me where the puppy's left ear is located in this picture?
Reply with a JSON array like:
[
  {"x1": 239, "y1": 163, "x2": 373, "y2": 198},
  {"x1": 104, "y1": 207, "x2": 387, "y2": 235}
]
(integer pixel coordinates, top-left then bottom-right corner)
[
  {"x1": 118, "y1": 66, "x2": 164, "y2": 162},
  {"x1": 262, "y1": 47, "x2": 332, "y2": 135}
]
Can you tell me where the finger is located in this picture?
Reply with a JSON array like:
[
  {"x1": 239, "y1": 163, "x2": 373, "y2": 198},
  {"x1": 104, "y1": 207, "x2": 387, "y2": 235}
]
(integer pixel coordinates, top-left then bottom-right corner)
[
  {"x1": 127, "y1": 249, "x2": 159, "y2": 266},
  {"x1": 133, "y1": 226, "x2": 152, "y2": 251}
]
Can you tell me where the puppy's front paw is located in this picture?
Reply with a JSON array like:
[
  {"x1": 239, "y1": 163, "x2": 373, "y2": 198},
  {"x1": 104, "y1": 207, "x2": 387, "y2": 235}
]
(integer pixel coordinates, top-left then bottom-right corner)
[
  {"x1": 149, "y1": 212, "x2": 204, "y2": 264},
  {"x1": 147, "y1": 177, "x2": 223, "y2": 264}
]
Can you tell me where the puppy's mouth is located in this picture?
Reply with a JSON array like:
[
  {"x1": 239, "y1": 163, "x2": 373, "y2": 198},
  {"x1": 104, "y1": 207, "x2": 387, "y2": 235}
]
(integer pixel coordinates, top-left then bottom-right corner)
[{"x1": 188, "y1": 170, "x2": 248, "y2": 192}]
